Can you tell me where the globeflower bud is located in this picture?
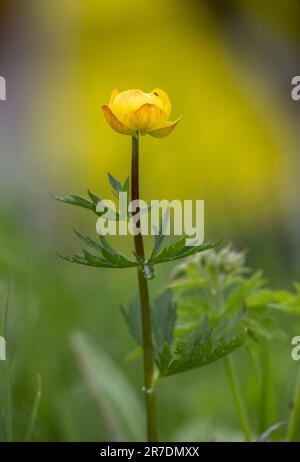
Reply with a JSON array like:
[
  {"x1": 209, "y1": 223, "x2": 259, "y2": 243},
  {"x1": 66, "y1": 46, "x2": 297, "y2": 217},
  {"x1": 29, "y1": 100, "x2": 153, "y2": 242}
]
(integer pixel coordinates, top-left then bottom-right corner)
[{"x1": 102, "y1": 88, "x2": 180, "y2": 137}]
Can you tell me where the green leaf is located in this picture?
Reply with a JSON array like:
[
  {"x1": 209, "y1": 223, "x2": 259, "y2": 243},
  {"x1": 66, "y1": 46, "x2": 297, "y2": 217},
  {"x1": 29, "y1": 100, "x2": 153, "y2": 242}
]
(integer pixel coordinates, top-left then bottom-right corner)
[
  {"x1": 73, "y1": 229, "x2": 103, "y2": 252},
  {"x1": 53, "y1": 194, "x2": 95, "y2": 212},
  {"x1": 258, "y1": 421, "x2": 287, "y2": 442},
  {"x1": 248, "y1": 287, "x2": 300, "y2": 315},
  {"x1": 151, "y1": 233, "x2": 165, "y2": 261},
  {"x1": 71, "y1": 333, "x2": 144, "y2": 441},
  {"x1": 62, "y1": 231, "x2": 139, "y2": 269},
  {"x1": 59, "y1": 250, "x2": 138, "y2": 268},
  {"x1": 98, "y1": 234, "x2": 119, "y2": 254},
  {"x1": 149, "y1": 211, "x2": 169, "y2": 261},
  {"x1": 58, "y1": 252, "x2": 117, "y2": 268},
  {"x1": 54, "y1": 191, "x2": 113, "y2": 218},
  {"x1": 157, "y1": 314, "x2": 247, "y2": 377},
  {"x1": 122, "y1": 177, "x2": 130, "y2": 195},
  {"x1": 157, "y1": 343, "x2": 173, "y2": 376},
  {"x1": 246, "y1": 308, "x2": 286, "y2": 341},
  {"x1": 121, "y1": 290, "x2": 177, "y2": 352},
  {"x1": 168, "y1": 247, "x2": 296, "y2": 344},
  {"x1": 87, "y1": 189, "x2": 101, "y2": 205},
  {"x1": 120, "y1": 297, "x2": 142, "y2": 346},
  {"x1": 108, "y1": 173, "x2": 125, "y2": 196},
  {"x1": 24, "y1": 374, "x2": 42, "y2": 442},
  {"x1": 149, "y1": 238, "x2": 216, "y2": 265},
  {"x1": 152, "y1": 290, "x2": 176, "y2": 352},
  {"x1": 100, "y1": 247, "x2": 137, "y2": 268},
  {"x1": 124, "y1": 347, "x2": 143, "y2": 362}
]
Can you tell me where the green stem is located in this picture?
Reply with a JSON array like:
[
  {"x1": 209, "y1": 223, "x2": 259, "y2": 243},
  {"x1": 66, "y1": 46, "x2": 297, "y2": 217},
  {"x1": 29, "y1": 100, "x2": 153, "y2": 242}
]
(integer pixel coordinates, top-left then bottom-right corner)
[
  {"x1": 224, "y1": 355, "x2": 251, "y2": 442},
  {"x1": 131, "y1": 134, "x2": 158, "y2": 442},
  {"x1": 287, "y1": 366, "x2": 300, "y2": 442}
]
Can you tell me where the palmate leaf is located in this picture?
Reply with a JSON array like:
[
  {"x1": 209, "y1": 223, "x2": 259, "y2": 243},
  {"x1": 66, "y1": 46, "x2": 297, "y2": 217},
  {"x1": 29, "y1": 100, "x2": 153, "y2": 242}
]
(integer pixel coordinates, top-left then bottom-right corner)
[
  {"x1": 149, "y1": 237, "x2": 217, "y2": 265},
  {"x1": 53, "y1": 193, "x2": 98, "y2": 213},
  {"x1": 59, "y1": 230, "x2": 139, "y2": 269},
  {"x1": 107, "y1": 173, "x2": 130, "y2": 221},
  {"x1": 152, "y1": 290, "x2": 177, "y2": 352},
  {"x1": 121, "y1": 289, "x2": 177, "y2": 353},
  {"x1": 87, "y1": 189, "x2": 101, "y2": 205},
  {"x1": 54, "y1": 189, "x2": 121, "y2": 220},
  {"x1": 149, "y1": 209, "x2": 170, "y2": 261},
  {"x1": 247, "y1": 286, "x2": 300, "y2": 315},
  {"x1": 148, "y1": 207, "x2": 214, "y2": 265},
  {"x1": 156, "y1": 313, "x2": 247, "y2": 378},
  {"x1": 59, "y1": 252, "x2": 117, "y2": 268},
  {"x1": 169, "y1": 252, "x2": 294, "y2": 343},
  {"x1": 246, "y1": 307, "x2": 286, "y2": 342},
  {"x1": 120, "y1": 297, "x2": 142, "y2": 346},
  {"x1": 150, "y1": 233, "x2": 165, "y2": 261},
  {"x1": 73, "y1": 229, "x2": 103, "y2": 252},
  {"x1": 108, "y1": 173, "x2": 130, "y2": 197}
]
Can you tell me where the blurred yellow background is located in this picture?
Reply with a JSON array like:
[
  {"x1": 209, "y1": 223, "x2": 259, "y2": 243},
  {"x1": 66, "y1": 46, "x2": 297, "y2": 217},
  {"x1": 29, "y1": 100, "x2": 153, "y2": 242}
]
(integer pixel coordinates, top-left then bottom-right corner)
[
  {"x1": 0, "y1": 0, "x2": 300, "y2": 442},
  {"x1": 2, "y1": 1, "x2": 300, "y2": 236}
]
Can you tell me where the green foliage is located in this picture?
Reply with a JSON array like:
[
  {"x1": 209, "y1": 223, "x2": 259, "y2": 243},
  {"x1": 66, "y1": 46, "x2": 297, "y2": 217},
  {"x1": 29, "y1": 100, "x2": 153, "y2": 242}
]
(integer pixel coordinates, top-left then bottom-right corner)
[
  {"x1": 1, "y1": 208, "x2": 299, "y2": 442},
  {"x1": 157, "y1": 313, "x2": 247, "y2": 377},
  {"x1": 152, "y1": 290, "x2": 176, "y2": 352},
  {"x1": 247, "y1": 284, "x2": 300, "y2": 315},
  {"x1": 53, "y1": 193, "x2": 99, "y2": 214},
  {"x1": 108, "y1": 173, "x2": 129, "y2": 197},
  {"x1": 24, "y1": 374, "x2": 42, "y2": 442},
  {"x1": 87, "y1": 189, "x2": 101, "y2": 205},
  {"x1": 59, "y1": 251, "x2": 138, "y2": 269},
  {"x1": 121, "y1": 290, "x2": 176, "y2": 353},
  {"x1": 60, "y1": 230, "x2": 138, "y2": 269},
  {"x1": 54, "y1": 191, "x2": 122, "y2": 221},
  {"x1": 121, "y1": 288, "x2": 246, "y2": 378},
  {"x1": 55, "y1": 174, "x2": 216, "y2": 275},
  {"x1": 258, "y1": 421, "x2": 287, "y2": 442},
  {"x1": 0, "y1": 284, "x2": 43, "y2": 443},
  {"x1": 120, "y1": 297, "x2": 142, "y2": 346},
  {"x1": 169, "y1": 245, "x2": 300, "y2": 343},
  {"x1": 71, "y1": 333, "x2": 144, "y2": 441},
  {"x1": 149, "y1": 236, "x2": 217, "y2": 266}
]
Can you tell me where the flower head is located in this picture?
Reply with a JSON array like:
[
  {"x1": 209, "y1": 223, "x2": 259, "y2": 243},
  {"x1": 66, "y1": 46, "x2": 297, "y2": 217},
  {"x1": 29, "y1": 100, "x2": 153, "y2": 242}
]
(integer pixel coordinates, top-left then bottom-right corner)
[{"x1": 102, "y1": 88, "x2": 180, "y2": 137}]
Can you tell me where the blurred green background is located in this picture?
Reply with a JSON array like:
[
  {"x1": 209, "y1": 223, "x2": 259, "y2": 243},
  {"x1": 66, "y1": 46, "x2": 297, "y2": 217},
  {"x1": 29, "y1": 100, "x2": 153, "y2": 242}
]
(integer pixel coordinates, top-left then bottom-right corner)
[{"x1": 0, "y1": 0, "x2": 300, "y2": 441}]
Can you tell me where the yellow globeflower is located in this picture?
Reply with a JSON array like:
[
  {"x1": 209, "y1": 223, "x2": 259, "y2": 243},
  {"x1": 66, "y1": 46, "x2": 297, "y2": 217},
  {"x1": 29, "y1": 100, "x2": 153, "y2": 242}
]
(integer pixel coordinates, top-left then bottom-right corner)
[{"x1": 102, "y1": 88, "x2": 180, "y2": 137}]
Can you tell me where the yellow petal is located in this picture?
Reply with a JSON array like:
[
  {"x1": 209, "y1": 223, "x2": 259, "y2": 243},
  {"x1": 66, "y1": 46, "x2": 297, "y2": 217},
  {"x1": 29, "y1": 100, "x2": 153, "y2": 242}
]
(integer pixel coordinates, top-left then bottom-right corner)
[
  {"x1": 101, "y1": 105, "x2": 133, "y2": 135},
  {"x1": 148, "y1": 117, "x2": 181, "y2": 138},
  {"x1": 151, "y1": 88, "x2": 171, "y2": 119},
  {"x1": 109, "y1": 89, "x2": 119, "y2": 105},
  {"x1": 127, "y1": 103, "x2": 167, "y2": 134},
  {"x1": 112, "y1": 89, "x2": 152, "y2": 113}
]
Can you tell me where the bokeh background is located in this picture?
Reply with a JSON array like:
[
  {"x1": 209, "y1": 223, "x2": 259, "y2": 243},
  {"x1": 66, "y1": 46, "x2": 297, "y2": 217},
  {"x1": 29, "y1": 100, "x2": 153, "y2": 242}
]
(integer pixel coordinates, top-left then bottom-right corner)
[{"x1": 0, "y1": 0, "x2": 300, "y2": 441}]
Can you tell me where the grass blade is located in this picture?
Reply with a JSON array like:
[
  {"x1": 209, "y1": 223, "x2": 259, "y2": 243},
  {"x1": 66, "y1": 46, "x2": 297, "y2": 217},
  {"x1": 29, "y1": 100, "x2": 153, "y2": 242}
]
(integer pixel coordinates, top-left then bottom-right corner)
[
  {"x1": 71, "y1": 333, "x2": 144, "y2": 441},
  {"x1": 24, "y1": 374, "x2": 42, "y2": 442}
]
